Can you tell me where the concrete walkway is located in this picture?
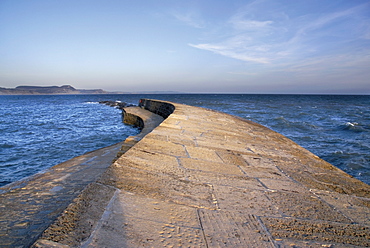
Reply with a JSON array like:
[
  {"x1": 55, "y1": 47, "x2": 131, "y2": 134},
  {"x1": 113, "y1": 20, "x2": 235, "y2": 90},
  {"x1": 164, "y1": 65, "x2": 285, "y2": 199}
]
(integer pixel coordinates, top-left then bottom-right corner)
[{"x1": 33, "y1": 100, "x2": 370, "y2": 248}]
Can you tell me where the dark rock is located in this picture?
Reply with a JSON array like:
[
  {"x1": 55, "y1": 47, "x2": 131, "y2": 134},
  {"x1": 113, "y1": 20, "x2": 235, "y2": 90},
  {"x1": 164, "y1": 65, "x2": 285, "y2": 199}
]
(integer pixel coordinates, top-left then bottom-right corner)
[{"x1": 99, "y1": 101, "x2": 136, "y2": 109}]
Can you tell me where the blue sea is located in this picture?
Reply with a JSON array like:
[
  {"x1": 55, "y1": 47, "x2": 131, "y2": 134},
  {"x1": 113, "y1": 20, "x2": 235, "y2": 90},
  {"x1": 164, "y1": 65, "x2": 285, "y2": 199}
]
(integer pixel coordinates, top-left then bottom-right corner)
[{"x1": 0, "y1": 94, "x2": 369, "y2": 186}]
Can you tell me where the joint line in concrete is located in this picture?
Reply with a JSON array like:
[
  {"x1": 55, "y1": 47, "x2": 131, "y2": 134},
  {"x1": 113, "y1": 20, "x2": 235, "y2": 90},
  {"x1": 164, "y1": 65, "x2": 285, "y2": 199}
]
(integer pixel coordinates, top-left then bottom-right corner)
[
  {"x1": 254, "y1": 215, "x2": 278, "y2": 247},
  {"x1": 175, "y1": 157, "x2": 185, "y2": 170},
  {"x1": 308, "y1": 188, "x2": 356, "y2": 224},
  {"x1": 196, "y1": 208, "x2": 209, "y2": 248},
  {"x1": 236, "y1": 165, "x2": 249, "y2": 176},
  {"x1": 81, "y1": 188, "x2": 121, "y2": 248},
  {"x1": 183, "y1": 145, "x2": 191, "y2": 158}
]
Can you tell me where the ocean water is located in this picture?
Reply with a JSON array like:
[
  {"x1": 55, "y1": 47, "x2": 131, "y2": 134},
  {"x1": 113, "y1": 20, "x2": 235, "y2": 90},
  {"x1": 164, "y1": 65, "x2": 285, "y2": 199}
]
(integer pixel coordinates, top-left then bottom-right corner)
[
  {"x1": 0, "y1": 95, "x2": 140, "y2": 187},
  {"x1": 0, "y1": 94, "x2": 369, "y2": 186}
]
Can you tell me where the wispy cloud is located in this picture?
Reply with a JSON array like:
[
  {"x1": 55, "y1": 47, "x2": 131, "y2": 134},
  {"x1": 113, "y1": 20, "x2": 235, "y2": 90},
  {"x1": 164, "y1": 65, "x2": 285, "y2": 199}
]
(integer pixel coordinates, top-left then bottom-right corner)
[
  {"x1": 188, "y1": 1, "x2": 370, "y2": 67},
  {"x1": 230, "y1": 19, "x2": 273, "y2": 30},
  {"x1": 281, "y1": 52, "x2": 370, "y2": 73},
  {"x1": 172, "y1": 11, "x2": 205, "y2": 28},
  {"x1": 187, "y1": 1, "x2": 282, "y2": 64},
  {"x1": 288, "y1": 3, "x2": 367, "y2": 45},
  {"x1": 189, "y1": 42, "x2": 270, "y2": 64},
  {"x1": 227, "y1": 71, "x2": 258, "y2": 76}
]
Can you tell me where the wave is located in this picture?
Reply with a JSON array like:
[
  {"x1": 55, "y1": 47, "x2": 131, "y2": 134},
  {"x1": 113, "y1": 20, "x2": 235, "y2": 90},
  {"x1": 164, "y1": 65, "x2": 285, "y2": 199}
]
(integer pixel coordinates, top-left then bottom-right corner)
[
  {"x1": 272, "y1": 116, "x2": 320, "y2": 132},
  {"x1": 0, "y1": 142, "x2": 16, "y2": 149},
  {"x1": 338, "y1": 122, "x2": 368, "y2": 132}
]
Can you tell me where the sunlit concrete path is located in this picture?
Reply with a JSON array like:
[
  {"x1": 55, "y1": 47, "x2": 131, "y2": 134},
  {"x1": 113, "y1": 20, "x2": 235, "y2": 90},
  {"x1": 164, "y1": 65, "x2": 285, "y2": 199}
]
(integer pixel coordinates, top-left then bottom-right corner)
[{"x1": 30, "y1": 99, "x2": 370, "y2": 248}]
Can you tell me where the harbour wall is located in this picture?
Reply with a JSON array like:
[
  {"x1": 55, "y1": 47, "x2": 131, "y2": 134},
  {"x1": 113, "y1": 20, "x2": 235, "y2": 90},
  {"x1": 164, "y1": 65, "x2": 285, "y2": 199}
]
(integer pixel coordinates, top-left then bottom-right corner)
[
  {"x1": 1, "y1": 99, "x2": 369, "y2": 247},
  {"x1": 34, "y1": 99, "x2": 370, "y2": 247}
]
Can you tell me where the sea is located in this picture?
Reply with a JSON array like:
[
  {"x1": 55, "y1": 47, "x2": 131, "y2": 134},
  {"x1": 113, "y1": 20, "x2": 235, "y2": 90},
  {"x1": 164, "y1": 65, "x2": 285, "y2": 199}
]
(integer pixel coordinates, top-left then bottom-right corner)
[{"x1": 0, "y1": 94, "x2": 369, "y2": 187}]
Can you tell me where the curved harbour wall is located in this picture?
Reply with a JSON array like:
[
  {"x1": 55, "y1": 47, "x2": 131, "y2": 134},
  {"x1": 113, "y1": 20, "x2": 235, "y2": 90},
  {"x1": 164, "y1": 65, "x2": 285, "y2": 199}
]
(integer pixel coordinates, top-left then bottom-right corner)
[
  {"x1": 35, "y1": 99, "x2": 370, "y2": 248},
  {"x1": 138, "y1": 98, "x2": 175, "y2": 118},
  {"x1": 1, "y1": 99, "x2": 369, "y2": 247}
]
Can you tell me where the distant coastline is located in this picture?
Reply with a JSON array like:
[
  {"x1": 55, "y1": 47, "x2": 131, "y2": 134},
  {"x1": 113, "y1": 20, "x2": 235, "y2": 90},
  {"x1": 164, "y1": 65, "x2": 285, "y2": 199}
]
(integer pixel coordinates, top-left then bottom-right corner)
[
  {"x1": 0, "y1": 85, "x2": 109, "y2": 95},
  {"x1": 0, "y1": 85, "x2": 184, "y2": 95}
]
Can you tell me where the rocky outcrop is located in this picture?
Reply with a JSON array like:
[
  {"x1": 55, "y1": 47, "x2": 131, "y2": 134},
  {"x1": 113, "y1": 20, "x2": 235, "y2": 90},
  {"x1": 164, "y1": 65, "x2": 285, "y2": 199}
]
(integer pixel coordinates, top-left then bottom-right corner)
[{"x1": 99, "y1": 100, "x2": 135, "y2": 109}]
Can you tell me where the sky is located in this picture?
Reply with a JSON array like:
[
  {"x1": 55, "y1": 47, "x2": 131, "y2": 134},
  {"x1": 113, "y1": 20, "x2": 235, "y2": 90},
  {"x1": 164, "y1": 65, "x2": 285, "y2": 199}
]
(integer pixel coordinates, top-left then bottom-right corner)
[{"x1": 0, "y1": 0, "x2": 369, "y2": 94}]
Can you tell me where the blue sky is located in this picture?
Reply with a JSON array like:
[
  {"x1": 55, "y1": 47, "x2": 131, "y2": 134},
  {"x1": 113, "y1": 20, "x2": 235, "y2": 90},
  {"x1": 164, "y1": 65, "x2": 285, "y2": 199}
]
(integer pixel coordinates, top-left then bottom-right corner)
[{"x1": 0, "y1": 0, "x2": 369, "y2": 93}]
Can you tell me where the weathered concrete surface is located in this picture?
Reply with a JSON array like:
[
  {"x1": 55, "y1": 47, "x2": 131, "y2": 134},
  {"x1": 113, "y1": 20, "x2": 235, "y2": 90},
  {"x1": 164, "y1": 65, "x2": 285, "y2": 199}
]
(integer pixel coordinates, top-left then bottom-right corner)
[
  {"x1": 33, "y1": 100, "x2": 370, "y2": 248},
  {"x1": 0, "y1": 107, "x2": 162, "y2": 247}
]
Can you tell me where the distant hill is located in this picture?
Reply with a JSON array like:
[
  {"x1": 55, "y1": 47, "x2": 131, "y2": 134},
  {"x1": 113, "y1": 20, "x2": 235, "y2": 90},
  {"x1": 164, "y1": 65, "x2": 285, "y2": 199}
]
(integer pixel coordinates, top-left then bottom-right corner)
[{"x1": 0, "y1": 85, "x2": 108, "y2": 95}]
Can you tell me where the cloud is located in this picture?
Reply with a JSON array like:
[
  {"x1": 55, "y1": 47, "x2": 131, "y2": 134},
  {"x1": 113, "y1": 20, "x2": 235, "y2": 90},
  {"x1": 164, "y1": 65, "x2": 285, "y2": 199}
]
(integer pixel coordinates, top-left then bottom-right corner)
[
  {"x1": 227, "y1": 71, "x2": 258, "y2": 76},
  {"x1": 230, "y1": 19, "x2": 273, "y2": 30},
  {"x1": 189, "y1": 42, "x2": 270, "y2": 64},
  {"x1": 188, "y1": 22, "x2": 277, "y2": 64},
  {"x1": 188, "y1": 1, "x2": 370, "y2": 68},
  {"x1": 283, "y1": 52, "x2": 370, "y2": 73},
  {"x1": 187, "y1": 1, "x2": 283, "y2": 64},
  {"x1": 172, "y1": 11, "x2": 205, "y2": 28},
  {"x1": 288, "y1": 3, "x2": 367, "y2": 45}
]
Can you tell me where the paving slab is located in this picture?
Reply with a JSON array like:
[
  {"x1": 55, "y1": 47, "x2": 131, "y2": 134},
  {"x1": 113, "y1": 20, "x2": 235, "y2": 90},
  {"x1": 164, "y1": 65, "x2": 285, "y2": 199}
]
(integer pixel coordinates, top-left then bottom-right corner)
[{"x1": 28, "y1": 99, "x2": 370, "y2": 247}]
